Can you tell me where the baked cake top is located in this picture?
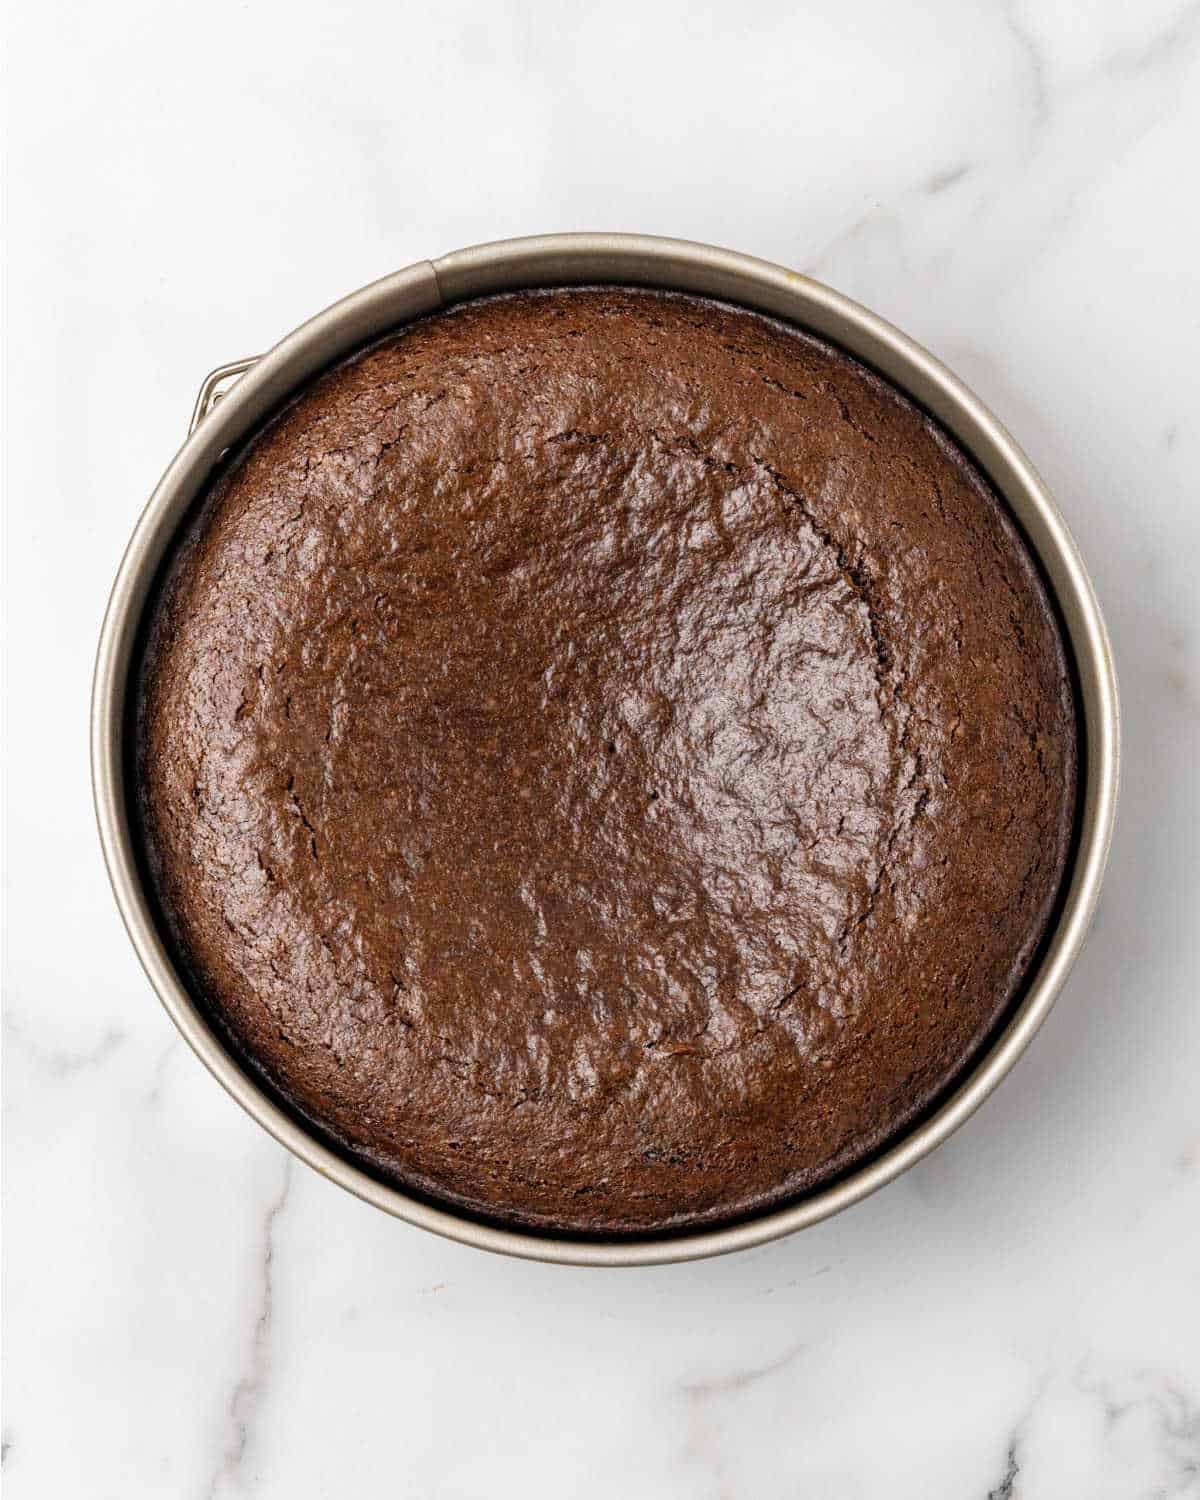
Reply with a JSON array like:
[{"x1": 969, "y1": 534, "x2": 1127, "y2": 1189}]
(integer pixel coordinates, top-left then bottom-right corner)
[{"x1": 137, "y1": 288, "x2": 1076, "y2": 1234}]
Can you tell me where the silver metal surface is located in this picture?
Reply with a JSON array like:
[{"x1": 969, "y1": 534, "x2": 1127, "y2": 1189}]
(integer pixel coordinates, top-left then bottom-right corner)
[
  {"x1": 92, "y1": 234, "x2": 1120, "y2": 1266},
  {"x1": 189, "y1": 357, "x2": 261, "y2": 436}
]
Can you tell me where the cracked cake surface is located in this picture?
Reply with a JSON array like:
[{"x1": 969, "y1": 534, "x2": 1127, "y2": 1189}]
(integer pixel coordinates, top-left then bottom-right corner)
[{"x1": 136, "y1": 287, "x2": 1077, "y2": 1234}]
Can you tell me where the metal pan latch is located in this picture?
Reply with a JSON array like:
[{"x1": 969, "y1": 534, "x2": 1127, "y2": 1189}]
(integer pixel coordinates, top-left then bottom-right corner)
[{"x1": 189, "y1": 357, "x2": 260, "y2": 436}]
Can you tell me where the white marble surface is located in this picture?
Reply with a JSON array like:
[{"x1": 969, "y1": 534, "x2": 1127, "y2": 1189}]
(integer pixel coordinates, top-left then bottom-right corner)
[{"x1": 5, "y1": 0, "x2": 1200, "y2": 1494}]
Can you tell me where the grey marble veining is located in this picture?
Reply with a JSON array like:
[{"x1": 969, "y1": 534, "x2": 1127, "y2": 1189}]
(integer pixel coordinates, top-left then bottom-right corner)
[
  {"x1": 4, "y1": 0, "x2": 1199, "y2": 1495},
  {"x1": 203, "y1": 1160, "x2": 293, "y2": 1500}
]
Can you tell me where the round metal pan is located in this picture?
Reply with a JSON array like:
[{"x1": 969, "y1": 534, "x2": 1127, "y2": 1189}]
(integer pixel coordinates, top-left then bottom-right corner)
[{"x1": 91, "y1": 234, "x2": 1120, "y2": 1266}]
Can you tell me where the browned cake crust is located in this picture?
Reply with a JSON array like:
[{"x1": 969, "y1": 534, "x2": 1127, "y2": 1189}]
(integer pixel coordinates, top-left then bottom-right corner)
[{"x1": 136, "y1": 289, "x2": 1076, "y2": 1235}]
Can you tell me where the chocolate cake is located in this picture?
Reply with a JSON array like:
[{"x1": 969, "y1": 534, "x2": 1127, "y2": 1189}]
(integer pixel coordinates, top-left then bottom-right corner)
[{"x1": 136, "y1": 288, "x2": 1076, "y2": 1234}]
